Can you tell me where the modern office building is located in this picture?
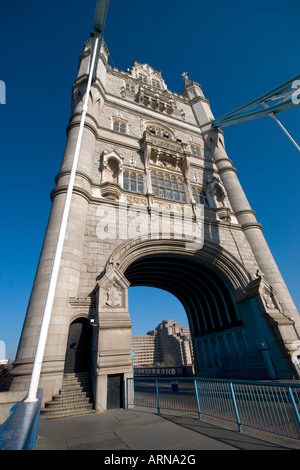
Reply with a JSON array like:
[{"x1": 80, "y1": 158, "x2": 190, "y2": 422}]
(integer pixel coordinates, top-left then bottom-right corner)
[{"x1": 132, "y1": 320, "x2": 193, "y2": 368}]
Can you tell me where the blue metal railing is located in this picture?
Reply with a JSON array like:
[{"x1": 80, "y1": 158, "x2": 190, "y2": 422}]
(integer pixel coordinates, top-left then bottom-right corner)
[
  {"x1": 126, "y1": 377, "x2": 300, "y2": 440},
  {"x1": 0, "y1": 389, "x2": 43, "y2": 450}
]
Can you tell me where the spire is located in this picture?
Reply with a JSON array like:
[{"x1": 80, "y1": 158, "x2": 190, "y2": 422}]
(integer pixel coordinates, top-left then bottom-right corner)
[
  {"x1": 181, "y1": 72, "x2": 205, "y2": 101},
  {"x1": 182, "y1": 72, "x2": 190, "y2": 86}
]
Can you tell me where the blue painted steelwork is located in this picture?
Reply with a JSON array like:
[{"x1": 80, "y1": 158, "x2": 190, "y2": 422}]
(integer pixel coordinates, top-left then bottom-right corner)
[
  {"x1": 0, "y1": 389, "x2": 43, "y2": 450},
  {"x1": 127, "y1": 377, "x2": 300, "y2": 439},
  {"x1": 229, "y1": 381, "x2": 242, "y2": 432},
  {"x1": 194, "y1": 379, "x2": 201, "y2": 420},
  {"x1": 212, "y1": 74, "x2": 300, "y2": 128},
  {"x1": 155, "y1": 379, "x2": 160, "y2": 414}
]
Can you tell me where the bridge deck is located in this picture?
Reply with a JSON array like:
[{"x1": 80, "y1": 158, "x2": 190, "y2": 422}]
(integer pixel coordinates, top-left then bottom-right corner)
[{"x1": 35, "y1": 407, "x2": 299, "y2": 451}]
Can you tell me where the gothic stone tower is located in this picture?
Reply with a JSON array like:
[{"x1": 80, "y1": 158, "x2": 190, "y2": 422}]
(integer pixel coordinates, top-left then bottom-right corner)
[{"x1": 12, "y1": 40, "x2": 300, "y2": 410}]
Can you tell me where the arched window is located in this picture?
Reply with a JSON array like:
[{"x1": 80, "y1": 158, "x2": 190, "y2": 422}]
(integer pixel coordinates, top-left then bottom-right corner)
[
  {"x1": 151, "y1": 170, "x2": 186, "y2": 202},
  {"x1": 191, "y1": 186, "x2": 209, "y2": 207},
  {"x1": 123, "y1": 171, "x2": 144, "y2": 194}
]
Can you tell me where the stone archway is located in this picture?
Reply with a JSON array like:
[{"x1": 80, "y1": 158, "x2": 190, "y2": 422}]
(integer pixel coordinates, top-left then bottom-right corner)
[
  {"x1": 93, "y1": 237, "x2": 299, "y2": 410},
  {"x1": 123, "y1": 252, "x2": 274, "y2": 379}
]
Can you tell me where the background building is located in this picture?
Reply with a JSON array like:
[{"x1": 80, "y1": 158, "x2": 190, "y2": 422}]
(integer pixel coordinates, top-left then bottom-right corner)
[
  {"x1": 132, "y1": 320, "x2": 194, "y2": 368},
  {"x1": 132, "y1": 334, "x2": 157, "y2": 367}
]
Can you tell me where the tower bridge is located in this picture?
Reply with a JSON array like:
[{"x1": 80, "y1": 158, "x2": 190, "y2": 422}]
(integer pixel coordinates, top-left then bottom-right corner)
[{"x1": 10, "y1": 4, "x2": 300, "y2": 415}]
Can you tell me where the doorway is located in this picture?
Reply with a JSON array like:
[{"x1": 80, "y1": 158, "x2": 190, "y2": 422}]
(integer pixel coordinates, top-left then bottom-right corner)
[
  {"x1": 64, "y1": 318, "x2": 92, "y2": 374},
  {"x1": 107, "y1": 374, "x2": 124, "y2": 409}
]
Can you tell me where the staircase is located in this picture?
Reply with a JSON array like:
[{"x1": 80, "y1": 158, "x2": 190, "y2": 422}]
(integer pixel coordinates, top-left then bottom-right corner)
[{"x1": 41, "y1": 372, "x2": 95, "y2": 419}]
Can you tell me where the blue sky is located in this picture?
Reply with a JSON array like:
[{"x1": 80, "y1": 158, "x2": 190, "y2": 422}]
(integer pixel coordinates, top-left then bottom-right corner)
[{"x1": 0, "y1": 0, "x2": 299, "y2": 360}]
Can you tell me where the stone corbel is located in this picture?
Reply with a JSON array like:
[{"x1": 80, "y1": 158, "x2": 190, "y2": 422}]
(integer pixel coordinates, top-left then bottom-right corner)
[{"x1": 100, "y1": 182, "x2": 122, "y2": 200}]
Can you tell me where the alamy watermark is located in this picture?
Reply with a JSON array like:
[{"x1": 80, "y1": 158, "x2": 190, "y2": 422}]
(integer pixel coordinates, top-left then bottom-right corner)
[
  {"x1": 292, "y1": 80, "x2": 300, "y2": 105},
  {"x1": 95, "y1": 201, "x2": 204, "y2": 250},
  {"x1": 0, "y1": 80, "x2": 6, "y2": 104}
]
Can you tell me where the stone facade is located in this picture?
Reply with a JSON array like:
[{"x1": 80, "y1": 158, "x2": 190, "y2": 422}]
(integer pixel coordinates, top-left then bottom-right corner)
[
  {"x1": 12, "y1": 39, "x2": 300, "y2": 410},
  {"x1": 132, "y1": 335, "x2": 158, "y2": 367}
]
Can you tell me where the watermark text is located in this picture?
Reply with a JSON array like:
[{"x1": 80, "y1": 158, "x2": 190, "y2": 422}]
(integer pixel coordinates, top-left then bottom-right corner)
[{"x1": 96, "y1": 201, "x2": 204, "y2": 249}]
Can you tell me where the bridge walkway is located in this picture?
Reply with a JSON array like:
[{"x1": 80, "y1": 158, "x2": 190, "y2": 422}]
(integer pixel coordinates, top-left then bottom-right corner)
[{"x1": 35, "y1": 406, "x2": 300, "y2": 451}]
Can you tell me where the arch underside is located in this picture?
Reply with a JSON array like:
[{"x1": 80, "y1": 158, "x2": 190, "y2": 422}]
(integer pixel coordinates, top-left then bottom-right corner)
[
  {"x1": 125, "y1": 254, "x2": 241, "y2": 338},
  {"x1": 102, "y1": 238, "x2": 289, "y2": 379},
  {"x1": 123, "y1": 253, "x2": 275, "y2": 379}
]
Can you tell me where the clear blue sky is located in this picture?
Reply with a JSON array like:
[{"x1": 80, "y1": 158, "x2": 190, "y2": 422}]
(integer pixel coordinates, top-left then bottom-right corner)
[{"x1": 0, "y1": 0, "x2": 299, "y2": 361}]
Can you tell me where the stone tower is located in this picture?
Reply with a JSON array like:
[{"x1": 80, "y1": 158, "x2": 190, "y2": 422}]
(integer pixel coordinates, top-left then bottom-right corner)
[{"x1": 12, "y1": 40, "x2": 300, "y2": 410}]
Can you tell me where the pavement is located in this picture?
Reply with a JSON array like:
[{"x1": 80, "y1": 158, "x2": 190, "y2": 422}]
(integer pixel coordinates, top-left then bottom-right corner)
[{"x1": 35, "y1": 406, "x2": 300, "y2": 452}]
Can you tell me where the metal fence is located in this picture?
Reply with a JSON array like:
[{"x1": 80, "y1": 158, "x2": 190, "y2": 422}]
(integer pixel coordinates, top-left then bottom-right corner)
[{"x1": 126, "y1": 377, "x2": 300, "y2": 440}]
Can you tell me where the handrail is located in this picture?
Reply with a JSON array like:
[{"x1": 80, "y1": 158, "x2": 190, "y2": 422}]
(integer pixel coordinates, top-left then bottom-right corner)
[
  {"x1": 127, "y1": 377, "x2": 300, "y2": 440},
  {"x1": 0, "y1": 389, "x2": 43, "y2": 450}
]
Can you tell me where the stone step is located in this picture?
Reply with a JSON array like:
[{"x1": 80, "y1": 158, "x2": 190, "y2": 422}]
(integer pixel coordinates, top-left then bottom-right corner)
[
  {"x1": 44, "y1": 397, "x2": 93, "y2": 410},
  {"x1": 53, "y1": 390, "x2": 92, "y2": 400},
  {"x1": 40, "y1": 372, "x2": 94, "y2": 419},
  {"x1": 59, "y1": 385, "x2": 92, "y2": 394},
  {"x1": 41, "y1": 407, "x2": 95, "y2": 419},
  {"x1": 62, "y1": 377, "x2": 90, "y2": 385},
  {"x1": 58, "y1": 385, "x2": 92, "y2": 395},
  {"x1": 63, "y1": 373, "x2": 91, "y2": 381}
]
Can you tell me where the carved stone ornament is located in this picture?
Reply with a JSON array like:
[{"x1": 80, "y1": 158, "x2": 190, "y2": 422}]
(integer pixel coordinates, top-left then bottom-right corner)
[
  {"x1": 100, "y1": 181, "x2": 122, "y2": 200},
  {"x1": 104, "y1": 282, "x2": 122, "y2": 307},
  {"x1": 100, "y1": 150, "x2": 124, "y2": 198},
  {"x1": 216, "y1": 207, "x2": 231, "y2": 222},
  {"x1": 102, "y1": 149, "x2": 124, "y2": 172},
  {"x1": 208, "y1": 176, "x2": 228, "y2": 206},
  {"x1": 96, "y1": 265, "x2": 130, "y2": 311}
]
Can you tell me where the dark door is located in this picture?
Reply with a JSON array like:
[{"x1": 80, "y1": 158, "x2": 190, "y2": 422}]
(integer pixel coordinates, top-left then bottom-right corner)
[
  {"x1": 64, "y1": 318, "x2": 92, "y2": 374},
  {"x1": 107, "y1": 374, "x2": 123, "y2": 409}
]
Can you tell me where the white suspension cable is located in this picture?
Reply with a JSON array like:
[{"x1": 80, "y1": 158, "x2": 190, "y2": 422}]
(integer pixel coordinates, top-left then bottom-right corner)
[{"x1": 25, "y1": 34, "x2": 100, "y2": 402}]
